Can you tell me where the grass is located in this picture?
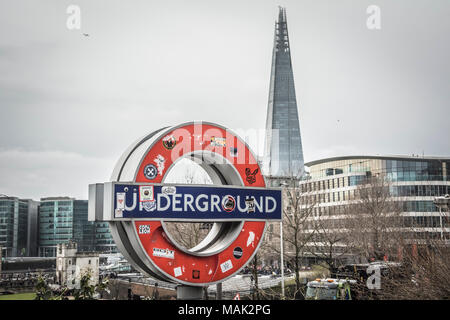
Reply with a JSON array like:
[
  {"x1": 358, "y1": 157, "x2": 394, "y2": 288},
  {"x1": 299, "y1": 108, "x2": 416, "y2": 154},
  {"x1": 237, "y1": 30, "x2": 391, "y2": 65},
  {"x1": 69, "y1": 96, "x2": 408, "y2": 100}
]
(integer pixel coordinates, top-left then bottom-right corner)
[{"x1": 0, "y1": 292, "x2": 36, "y2": 300}]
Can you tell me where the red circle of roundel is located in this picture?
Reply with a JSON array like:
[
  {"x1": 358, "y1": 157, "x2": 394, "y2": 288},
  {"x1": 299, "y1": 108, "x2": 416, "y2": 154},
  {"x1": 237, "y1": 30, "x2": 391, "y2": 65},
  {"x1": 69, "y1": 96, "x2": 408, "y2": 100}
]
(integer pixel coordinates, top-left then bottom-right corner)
[{"x1": 133, "y1": 123, "x2": 266, "y2": 285}]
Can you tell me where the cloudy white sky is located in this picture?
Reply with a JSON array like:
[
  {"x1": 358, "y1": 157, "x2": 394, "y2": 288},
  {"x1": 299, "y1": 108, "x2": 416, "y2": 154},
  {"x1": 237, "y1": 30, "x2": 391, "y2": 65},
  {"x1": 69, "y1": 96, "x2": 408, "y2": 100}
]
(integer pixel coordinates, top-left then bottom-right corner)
[{"x1": 0, "y1": 0, "x2": 449, "y2": 200}]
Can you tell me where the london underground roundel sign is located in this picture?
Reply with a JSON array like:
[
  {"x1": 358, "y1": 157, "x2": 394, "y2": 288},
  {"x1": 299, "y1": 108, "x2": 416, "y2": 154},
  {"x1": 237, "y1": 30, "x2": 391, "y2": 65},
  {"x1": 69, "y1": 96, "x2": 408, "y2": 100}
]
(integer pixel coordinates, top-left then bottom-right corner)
[{"x1": 88, "y1": 121, "x2": 282, "y2": 286}]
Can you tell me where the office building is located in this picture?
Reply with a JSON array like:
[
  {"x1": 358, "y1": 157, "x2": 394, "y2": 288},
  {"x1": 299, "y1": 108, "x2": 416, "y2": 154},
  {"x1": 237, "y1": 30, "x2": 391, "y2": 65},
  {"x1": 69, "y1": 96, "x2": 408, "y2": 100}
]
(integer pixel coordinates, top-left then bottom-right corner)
[
  {"x1": 0, "y1": 196, "x2": 38, "y2": 257},
  {"x1": 38, "y1": 197, "x2": 117, "y2": 256},
  {"x1": 94, "y1": 222, "x2": 117, "y2": 253},
  {"x1": 39, "y1": 197, "x2": 94, "y2": 256},
  {"x1": 264, "y1": 155, "x2": 450, "y2": 266}
]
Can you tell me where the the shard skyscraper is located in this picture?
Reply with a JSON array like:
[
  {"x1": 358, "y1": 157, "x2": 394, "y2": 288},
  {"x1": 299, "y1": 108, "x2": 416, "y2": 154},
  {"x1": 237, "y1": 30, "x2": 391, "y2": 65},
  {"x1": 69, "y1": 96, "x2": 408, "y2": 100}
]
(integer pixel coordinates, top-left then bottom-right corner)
[{"x1": 264, "y1": 7, "x2": 305, "y2": 183}]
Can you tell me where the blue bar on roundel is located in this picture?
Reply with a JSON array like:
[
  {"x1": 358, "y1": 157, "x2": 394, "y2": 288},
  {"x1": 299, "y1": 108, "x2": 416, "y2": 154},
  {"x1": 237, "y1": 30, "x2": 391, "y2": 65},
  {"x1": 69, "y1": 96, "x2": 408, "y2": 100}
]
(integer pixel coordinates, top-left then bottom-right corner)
[{"x1": 112, "y1": 183, "x2": 282, "y2": 221}]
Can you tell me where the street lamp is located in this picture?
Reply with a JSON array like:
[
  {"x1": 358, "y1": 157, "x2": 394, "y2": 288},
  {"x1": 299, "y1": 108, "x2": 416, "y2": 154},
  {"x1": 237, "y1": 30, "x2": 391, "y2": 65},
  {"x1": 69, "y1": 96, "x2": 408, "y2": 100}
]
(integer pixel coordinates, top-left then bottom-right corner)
[{"x1": 433, "y1": 194, "x2": 449, "y2": 240}]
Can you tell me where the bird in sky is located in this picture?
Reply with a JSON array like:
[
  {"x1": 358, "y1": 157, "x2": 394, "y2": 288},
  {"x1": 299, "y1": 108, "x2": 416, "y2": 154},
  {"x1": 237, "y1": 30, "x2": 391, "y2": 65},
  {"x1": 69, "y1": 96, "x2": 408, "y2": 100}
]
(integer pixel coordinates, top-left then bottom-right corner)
[{"x1": 83, "y1": 33, "x2": 89, "y2": 37}]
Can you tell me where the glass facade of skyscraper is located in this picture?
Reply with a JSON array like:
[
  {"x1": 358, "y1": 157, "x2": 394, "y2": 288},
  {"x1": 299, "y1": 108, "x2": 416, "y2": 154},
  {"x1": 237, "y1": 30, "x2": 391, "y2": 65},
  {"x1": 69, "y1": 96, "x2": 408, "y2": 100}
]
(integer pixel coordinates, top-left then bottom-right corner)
[
  {"x1": 264, "y1": 7, "x2": 305, "y2": 180},
  {"x1": 0, "y1": 197, "x2": 30, "y2": 257},
  {"x1": 73, "y1": 200, "x2": 95, "y2": 252},
  {"x1": 39, "y1": 198, "x2": 75, "y2": 257},
  {"x1": 94, "y1": 222, "x2": 117, "y2": 253},
  {"x1": 38, "y1": 197, "x2": 116, "y2": 256}
]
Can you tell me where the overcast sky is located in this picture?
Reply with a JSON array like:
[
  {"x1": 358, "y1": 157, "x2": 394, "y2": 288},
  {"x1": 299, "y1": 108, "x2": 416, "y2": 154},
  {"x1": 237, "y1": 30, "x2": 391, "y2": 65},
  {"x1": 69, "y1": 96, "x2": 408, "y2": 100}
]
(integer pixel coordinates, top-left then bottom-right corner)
[{"x1": 0, "y1": 0, "x2": 449, "y2": 200}]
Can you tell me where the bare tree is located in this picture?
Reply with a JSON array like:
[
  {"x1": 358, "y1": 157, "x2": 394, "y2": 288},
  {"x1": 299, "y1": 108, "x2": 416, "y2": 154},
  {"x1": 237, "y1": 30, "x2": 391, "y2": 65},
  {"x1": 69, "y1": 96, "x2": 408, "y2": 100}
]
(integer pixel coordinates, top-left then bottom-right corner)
[
  {"x1": 163, "y1": 164, "x2": 212, "y2": 299},
  {"x1": 346, "y1": 175, "x2": 404, "y2": 261},
  {"x1": 164, "y1": 161, "x2": 213, "y2": 249},
  {"x1": 310, "y1": 216, "x2": 353, "y2": 274},
  {"x1": 266, "y1": 176, "x2": 317, "y2": 296},
  {"x1": 250, "y1": 253, "x2": 260, "y2": 300},
  {"x1": 368, "y1": 235, "x2": 450, "y2": 300},
  {"x1": 165, "y1": 222, "x2": 210, "y2": 249}
]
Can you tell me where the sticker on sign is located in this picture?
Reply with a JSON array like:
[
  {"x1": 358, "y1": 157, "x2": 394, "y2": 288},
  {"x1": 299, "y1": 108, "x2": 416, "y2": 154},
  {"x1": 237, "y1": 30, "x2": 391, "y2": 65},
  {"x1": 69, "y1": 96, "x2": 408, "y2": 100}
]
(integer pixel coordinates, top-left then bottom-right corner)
[
  {"x1": 116, "y1": 192, "x2": 125, "y2": 210},
  {"x1": 174, "y1": 267, "x2": 182, "y2": 277},
  {"x1": 139, "y1": 186, "x2": 154, "y2": 202},
  {"x1": 220, "y1": 260, "x2": 233, "y2": 273},
  {"x1": 153, "y1": 248, "x2": 174, "y2": 259},
  {"x1": 138, "y1": 225, "x2": 151, "y2": 234},
  {"x1": 115, "y1": 209, "x2": 123, "y2": 218}
]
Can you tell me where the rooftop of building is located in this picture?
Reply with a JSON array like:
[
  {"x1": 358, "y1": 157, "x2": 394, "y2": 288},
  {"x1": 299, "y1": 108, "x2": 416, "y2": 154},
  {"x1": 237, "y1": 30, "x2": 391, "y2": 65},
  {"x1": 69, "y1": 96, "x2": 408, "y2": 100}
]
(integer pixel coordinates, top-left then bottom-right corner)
[
  {"x1": 40, "y1": 196, "x2": 75, "y2": 202},
  {"x1": 3, "y1": 257, "x2": 56, "y2": 262},
  {"x1": 0, "y1": 196, "x2": 38, "y2": 203},
  {"x1": 305, "y1": 155, "x2": 450, "y2": 167},
  {"x1": 0, "y1": 195, "x2": 19, "y2": 201}
]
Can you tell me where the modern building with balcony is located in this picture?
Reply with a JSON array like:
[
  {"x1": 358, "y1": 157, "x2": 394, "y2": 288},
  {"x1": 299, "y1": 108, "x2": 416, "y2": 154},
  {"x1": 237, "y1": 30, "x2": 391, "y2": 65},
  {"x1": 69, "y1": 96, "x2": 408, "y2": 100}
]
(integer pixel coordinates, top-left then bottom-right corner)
[
  {"x1": 304, "y1": 155, "x2": 449, "y2": 236},
  {"x1": 262, "y1": 155, "x2": 450, "y2": 267},
  {"x1": 313, "y1": 155, "x2": 447, "y2": 262}
]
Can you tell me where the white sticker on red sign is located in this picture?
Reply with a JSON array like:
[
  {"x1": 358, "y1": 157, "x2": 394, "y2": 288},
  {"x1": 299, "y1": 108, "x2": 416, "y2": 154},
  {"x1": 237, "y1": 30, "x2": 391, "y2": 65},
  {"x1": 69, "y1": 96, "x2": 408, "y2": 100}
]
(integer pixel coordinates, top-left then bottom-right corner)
[
  {"x1": 153, "y1": 248, "x2": 174, "y2": 259},
  {"x1": 138, "y1": 225, "x2": 151, "y2": 234},
  {"x1": 174, "y1": 267, "x2": 182, "y2": 277},
  {"x1": 220, "y1": 260, "x2": 233, "y2": 273}
]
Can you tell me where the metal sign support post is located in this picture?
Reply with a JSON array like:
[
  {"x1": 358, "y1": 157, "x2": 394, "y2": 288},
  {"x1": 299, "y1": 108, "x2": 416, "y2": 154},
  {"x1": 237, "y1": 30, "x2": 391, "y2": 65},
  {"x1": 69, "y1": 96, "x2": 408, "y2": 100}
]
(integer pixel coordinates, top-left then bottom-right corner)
[{"x1": 176, "y1": 285, "x2": 204, "y2": 300}]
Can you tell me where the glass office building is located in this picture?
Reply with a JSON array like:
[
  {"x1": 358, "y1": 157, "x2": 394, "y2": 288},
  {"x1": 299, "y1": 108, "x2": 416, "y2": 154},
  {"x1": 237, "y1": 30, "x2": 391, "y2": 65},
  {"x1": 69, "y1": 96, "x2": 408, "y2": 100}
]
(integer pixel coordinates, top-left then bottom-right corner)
[
  {"x1": 94, "y1": 222, "x2": 117, "y2": 253},
  {"x1": 73, "y1": 200, "x2": 95, "y2": 252},
  {"x1": 38, "y1": 197, "x2": 116, "y2": 256},
  {"x1": 264, "y1": 7, "x2": 305, "y2": 181},
  {"x1": 39, "y1": 198, "x2": 95, "y2": 256},
  {"x1": 0, "y1": 196, "x2": 38, "y2": 257},
  {"x1": 262, "y1": 155, "x2": 449, "y2": 266},
  {"x1": 302, "y1": 156, "x2": 450, "y2": 253},
  {"x1": 39, "y1": 197, "x2": 75, "y2": 257}
]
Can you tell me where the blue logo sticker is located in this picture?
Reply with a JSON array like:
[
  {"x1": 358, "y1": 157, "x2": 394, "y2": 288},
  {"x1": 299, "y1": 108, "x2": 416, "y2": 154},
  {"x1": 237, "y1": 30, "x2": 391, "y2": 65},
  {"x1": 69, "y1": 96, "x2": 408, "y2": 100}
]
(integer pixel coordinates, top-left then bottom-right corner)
[
  {"x1": 233, "y1": 247, "x2": 243, "y2": 259},
  {"x1": 144, "y1": 164, "x2": 158, "y2": 180}
]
